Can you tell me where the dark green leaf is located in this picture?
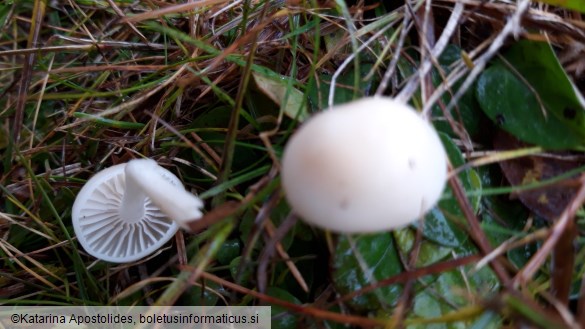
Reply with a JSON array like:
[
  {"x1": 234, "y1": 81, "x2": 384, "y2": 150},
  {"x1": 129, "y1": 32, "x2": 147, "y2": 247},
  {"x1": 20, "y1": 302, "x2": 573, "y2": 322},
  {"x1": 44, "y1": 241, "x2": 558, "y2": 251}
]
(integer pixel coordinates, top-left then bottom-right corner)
[
  {"x1": 216, "y1": 239, "x2": 242, "y2": 265},
  {"x1": 502, "y1": 41, "x2": 585, "y2": 134},
  {"x1": 476, "y1": 41, "x2": 585, "y2": 149},
  {"x1": 409, "y1": 267, "x2": 498, "y2": 329},
  {"x1": 180, "y1": 280, "x2": 223, "y2": 306},
  {"x1": 421, "y1": 134, "x2": 480, "y2": 247},
  {"x1": 393, "y1": 229, "x2": 453, "y2": 268},
  {"x1": 229, "y1": 256, "x2": 253, "y2": 286},
  {"x1": 332, "y1": 233, "x2": 402, "y2": 311},
  {"x1": 267, "y1": 287, "x2": 301, "y2": 329},
  {"x1": 308, "y1": 63, "x2": 376, "y2": 110},
  {"x1": 421, "y1": 207, "x2": 468, "y2": 248},
  {"x1": 433, "y1": 45, "x2": 484, "y2": 138},
  {"x1": 478, "y1": 165, "x2": 534, "y2": 269}
]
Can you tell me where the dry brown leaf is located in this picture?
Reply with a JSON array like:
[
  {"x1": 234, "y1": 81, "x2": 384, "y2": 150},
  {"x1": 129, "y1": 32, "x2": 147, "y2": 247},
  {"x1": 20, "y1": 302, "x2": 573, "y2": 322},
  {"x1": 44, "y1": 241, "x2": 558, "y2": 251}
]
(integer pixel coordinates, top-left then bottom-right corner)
[{"x1": 494, "y1": 130, "x2": 584, "y2": 220}]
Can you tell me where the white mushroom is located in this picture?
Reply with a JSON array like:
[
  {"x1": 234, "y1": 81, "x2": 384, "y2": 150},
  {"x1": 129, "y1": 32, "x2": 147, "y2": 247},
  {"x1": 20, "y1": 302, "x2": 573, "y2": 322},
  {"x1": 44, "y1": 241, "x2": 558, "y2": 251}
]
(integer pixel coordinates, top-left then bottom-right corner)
[
  {"x1": 280, "y1": 97, "x2": 447, "y2": 233},
  {"x1": 72, "y1": 158, "x2": 203, "y2": 263}
]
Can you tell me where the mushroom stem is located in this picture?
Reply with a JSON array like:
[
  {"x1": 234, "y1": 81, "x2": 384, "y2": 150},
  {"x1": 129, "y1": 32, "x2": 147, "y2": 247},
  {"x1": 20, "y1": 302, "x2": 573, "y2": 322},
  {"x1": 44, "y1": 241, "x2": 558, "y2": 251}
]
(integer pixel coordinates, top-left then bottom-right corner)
[
  {"x1": 120, "y1": 172, "x2": 147, "y2": 223},
  {"x1": 125, "y1": 159, "x2": 204, "y2": 230}
]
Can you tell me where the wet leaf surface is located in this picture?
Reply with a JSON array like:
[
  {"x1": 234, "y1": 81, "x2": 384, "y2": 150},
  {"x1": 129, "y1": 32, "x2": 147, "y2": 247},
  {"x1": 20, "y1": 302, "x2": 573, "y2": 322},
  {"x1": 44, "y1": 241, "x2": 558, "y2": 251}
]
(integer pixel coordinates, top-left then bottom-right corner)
[
  {"x1": 421, "y1": 133, "x2": 481, "y2": 248},
  {"x1": 266, "y1": 286, "x2": 301, "y2": 329},
  {"x1": 408, "y1": 264, "x2": 499, "y2": 329},
  {"x1": 396, "y1": 226, "x2": 499, "y2": 328},
  {"x1": 332, "y1": 233, "x2": 403, "y2": 311},
  {"x1": 432, "y1": 45, "x2": 484, "y2": 139},
  {"x1": 394, "y1": 229, "x2": 453, "y2": 268},
  {"x1": 476, "y1": 40, "x2": 585, "y2": 150},
  {"x1": 216, "y1": 238, "x2": 242, "y2": 265}
]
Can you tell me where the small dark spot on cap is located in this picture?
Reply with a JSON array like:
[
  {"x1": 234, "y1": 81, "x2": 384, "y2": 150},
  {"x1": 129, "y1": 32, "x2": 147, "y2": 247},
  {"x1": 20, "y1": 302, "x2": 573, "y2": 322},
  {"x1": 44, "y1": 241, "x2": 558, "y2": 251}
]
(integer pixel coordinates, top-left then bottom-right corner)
[
  {"x1": 408, "y1": 158, "x2": 416, "y2": 170},
  {"x1": 564, "y1": 107, "x2": 577, "y2": 120},
  {"x1": 339, "y1": 199, "x2": 349, "y2": 210}
]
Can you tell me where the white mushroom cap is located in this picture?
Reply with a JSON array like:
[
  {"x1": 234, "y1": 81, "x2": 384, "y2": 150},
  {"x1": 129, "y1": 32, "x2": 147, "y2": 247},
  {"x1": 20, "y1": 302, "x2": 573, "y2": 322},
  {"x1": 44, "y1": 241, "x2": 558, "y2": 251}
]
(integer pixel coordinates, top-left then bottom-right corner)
[
  {"x1": 72, "y1": 159, "x2": 203, "y2": 263},
  {"x1": 281, "y1": 97, "x2": 447, "y2": 233}
]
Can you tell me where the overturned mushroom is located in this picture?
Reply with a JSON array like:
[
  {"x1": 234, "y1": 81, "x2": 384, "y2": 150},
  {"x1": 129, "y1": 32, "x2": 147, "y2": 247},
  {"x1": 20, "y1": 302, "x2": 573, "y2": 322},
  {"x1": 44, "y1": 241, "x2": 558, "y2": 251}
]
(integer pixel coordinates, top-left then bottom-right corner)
[{"x1": 72, "y1": 159, "x2": 203, "y2": 263}]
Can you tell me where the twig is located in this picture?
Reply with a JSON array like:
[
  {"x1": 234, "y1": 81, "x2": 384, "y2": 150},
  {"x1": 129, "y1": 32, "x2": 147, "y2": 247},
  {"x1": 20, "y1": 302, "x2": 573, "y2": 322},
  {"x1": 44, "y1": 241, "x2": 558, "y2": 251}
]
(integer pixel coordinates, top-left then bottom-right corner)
[
  {"x1": 122, "y1": 0, "x2": 232, "y2": 23},
  {"x1": 195, "y1": 270, "x2": 387, "y2": 327},
  {"x1": 376, "y1": 8, "x2": 411, "y2": 96},
  {"x1": 14, "y1": 0, "x2": 46, "y2": 144},
  {"x1": 397, "y1": 1, "x2": 464, "y2": 112},
  {"x1": 334, "y1": 254, "x2": 481, "y2": 304},
  {"x1": 328, "y1": 15, "x2": 396, "y2": 107},
  {"x1": 257, "y1": 213, "x2": 298, "y2": 293},
  {"x1": 447, "y1": 162, "x2": 512, "y2": 287},
  {"x1": 440, "y1": 0, "x2": 531, "y2": 127},
  {"x1": 264, "y1": 220, "x2": 310, "y2": 292}
]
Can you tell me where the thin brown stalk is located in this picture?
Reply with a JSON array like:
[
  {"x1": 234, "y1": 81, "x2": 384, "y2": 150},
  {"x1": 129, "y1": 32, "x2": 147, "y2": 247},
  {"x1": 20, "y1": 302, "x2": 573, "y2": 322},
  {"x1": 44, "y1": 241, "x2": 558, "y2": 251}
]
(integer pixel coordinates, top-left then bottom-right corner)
[
  {"x1": 447, "y1": 163, "x2": 512, "y2": 287},
  {"x1": 194, "y1": 270, "x2": 387, "y2": 327},
  {"x1": 334, "y1": 254, "x2": 481, "y2": 304},
  {"x1": 14, "y1": 0, "x2": 46, "y2": 143},
  {"x1": 264, "y1": 220, "x2": 310, "y2": 292},
  {"x1": 122, "y1": 0, "x2": 232, "y2": 23}
]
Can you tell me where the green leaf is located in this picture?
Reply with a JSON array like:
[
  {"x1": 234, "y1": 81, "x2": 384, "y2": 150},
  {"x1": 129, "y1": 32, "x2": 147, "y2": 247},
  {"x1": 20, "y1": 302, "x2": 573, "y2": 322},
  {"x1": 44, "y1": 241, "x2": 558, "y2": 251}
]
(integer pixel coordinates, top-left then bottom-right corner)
[
  {"x1": 266, "y1": 287, "x2": 301, "y2": 329},
  {"x1": 476, "y1": 40, "x2": 585, "y2": 149},
  {"x1": 408, "y1": 268, "x2": 499, "y2": 329},
  {"x1": 421, "y1": 134, "x2": 480, "y2": 248},
  {"x1": 179, "y1": 280, "x2": 223, "y2": 306},
  {"x1": 504, "y1": 40, "x2": 585, "y2": 136},
  {"x1": 216, "y1": 239, "x2": 241, "y2": 265},
  {"x1": 72, "y1": 112, "x2": 145, "y2": 129},
  {"x1": 252, "y1": 72, "x2": 308, "y2": 122},
  {"x1": 229, "y1": 256, "x2": 253, "y2": 286},
  {"x1": 332, "y1": 233, "x2": 403, "y2": 311},
  {"x1": 421, "y1": 207, "x2": 467, "y2": 248},
  {"x1": 530, "y1": 0, "x2": 585, "y2": 13},
  {"x1": 411, "y1": 292, "x2": 451, "y2": 329},
  {"x1": 468, "y1": 311, "x2": 502, "y2": 329},
  {"x1": 394, "y1": 229, "x2": 453, "y2": 268},
  {"x1": 308, "y1": 63, "x2": 376, "y2": 109},
  {"x1": 477, "y1": 165, "x2": 535, "y2": 269},
  {"x1": 432, "y1": 45, "x2": 484, "y2": 138},
  {"x1": 0, "y1": 4, "x2": 11, "y2": 27},
  {"x1": 395, "y1": 207, "x2": 499, "y2": 328}
]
